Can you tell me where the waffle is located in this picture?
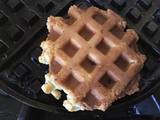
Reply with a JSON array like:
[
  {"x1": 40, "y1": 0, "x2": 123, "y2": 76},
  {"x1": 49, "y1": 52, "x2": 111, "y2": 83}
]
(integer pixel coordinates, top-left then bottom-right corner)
[{"x1": 39, "y1": 5, "x2": 146, "y2": 112}]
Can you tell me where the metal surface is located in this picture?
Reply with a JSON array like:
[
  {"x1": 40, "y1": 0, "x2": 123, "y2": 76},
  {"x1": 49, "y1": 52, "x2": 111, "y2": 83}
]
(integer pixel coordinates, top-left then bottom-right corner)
[{"x1": 0, "y1": 0, "x2": 160, "y2": 117}]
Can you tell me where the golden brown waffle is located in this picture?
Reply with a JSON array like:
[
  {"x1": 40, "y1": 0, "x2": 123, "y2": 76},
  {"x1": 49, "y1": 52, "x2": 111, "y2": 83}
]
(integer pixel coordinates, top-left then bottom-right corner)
[{"x1": 39, "y1": 5, "x2": 146, "y2": 111}]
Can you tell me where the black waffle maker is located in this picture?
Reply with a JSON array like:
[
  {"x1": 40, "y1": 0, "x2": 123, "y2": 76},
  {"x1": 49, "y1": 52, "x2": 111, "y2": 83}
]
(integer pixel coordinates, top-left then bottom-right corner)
[{"x1": 0, "y1": 0, "x2": 160, "y2": 118}]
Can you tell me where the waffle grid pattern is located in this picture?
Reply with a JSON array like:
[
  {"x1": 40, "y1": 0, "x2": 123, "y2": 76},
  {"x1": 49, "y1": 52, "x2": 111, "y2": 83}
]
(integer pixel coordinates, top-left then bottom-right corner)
[{"x1": 47, "y1": 6, "x2": 144, "y2": 110}]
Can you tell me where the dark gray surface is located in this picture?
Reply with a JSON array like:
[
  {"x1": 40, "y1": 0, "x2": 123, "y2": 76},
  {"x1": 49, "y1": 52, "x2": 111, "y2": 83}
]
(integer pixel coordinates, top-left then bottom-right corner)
[
  {"x1": 0, "y1": 94, "x2": 22, "y2": 120},
  {"x1": 0, "y1": 93, "x2": 159, "y2": 120}
]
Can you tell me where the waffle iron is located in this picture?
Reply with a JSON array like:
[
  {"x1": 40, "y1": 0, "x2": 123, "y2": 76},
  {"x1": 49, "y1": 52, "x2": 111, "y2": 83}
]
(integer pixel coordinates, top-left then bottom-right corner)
[{"x1": 0, "y1": 0, "x2": 160, "y2": 118}]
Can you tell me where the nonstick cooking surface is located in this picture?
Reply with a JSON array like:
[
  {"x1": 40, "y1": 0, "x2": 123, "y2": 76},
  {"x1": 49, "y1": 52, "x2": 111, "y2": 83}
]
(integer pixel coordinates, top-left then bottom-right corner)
[{"x1": 0, "y1": 0, "x2": 160, "y2": 117}]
